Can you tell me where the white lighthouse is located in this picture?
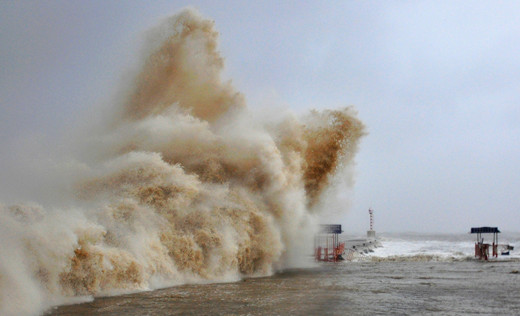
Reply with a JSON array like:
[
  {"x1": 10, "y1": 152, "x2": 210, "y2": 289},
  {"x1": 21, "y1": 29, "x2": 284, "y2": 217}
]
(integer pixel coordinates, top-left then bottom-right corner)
[{"x1": 367, "y1": 208, "x2": 376, "y2": 240}]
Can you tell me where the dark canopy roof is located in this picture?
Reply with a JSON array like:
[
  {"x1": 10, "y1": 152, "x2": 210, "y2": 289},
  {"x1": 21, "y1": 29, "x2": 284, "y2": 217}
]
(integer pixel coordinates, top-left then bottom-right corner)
[
  {"x1": 471, "y1": 227, "x2": 500, "y2": 234},
  {"x1": 320, "y1": 224, "x2": 343, "y2": 234}
]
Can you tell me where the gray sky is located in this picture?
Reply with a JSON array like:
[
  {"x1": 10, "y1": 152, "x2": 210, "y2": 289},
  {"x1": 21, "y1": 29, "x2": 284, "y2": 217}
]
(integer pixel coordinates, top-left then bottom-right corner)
[{"x1": 1, "y1": 1, "x2": 519, "y2": 234}]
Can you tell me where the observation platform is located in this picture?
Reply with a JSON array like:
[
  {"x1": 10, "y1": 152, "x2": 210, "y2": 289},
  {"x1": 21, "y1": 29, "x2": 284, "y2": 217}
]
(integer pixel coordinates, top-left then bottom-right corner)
[{"x1": 470, "y1": 227, "x2": 514, "y2": 260}]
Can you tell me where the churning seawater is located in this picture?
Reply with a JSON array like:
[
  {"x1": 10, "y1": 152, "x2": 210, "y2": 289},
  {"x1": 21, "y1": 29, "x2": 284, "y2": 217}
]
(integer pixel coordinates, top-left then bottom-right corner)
[
  {"x1": 0, "y1": 9, "x2": 366, "y2": 316},
  {"x1": 47, "y1": 233, "x2": 520, "y2": 315}
]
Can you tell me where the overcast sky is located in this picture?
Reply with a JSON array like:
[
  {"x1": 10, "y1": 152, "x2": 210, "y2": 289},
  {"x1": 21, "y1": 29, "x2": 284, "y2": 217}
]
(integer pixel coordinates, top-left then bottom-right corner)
[{"x1": 1, "y1": 1, "x2": 519, "y2": 234}]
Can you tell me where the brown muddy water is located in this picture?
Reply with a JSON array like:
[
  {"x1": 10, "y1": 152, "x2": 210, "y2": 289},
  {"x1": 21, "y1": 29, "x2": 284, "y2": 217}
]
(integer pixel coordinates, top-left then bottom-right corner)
[{"x1": 47, "y1": 259, "x2": 520, "y2": 315}]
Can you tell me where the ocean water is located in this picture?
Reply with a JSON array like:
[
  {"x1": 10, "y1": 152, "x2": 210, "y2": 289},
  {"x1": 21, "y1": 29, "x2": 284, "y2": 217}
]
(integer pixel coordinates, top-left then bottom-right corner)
[
  {"x1": 1, "y1": 10, "x2": 367, "y2": 316},
  {"x1": 46, "y1": 232, "x2": 520, "y2": 315}
]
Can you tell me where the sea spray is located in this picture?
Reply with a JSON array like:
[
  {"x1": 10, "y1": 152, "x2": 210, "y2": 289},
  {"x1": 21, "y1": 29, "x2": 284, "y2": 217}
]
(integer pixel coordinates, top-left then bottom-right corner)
[{"x1": 0, "y1": 9, "x2": 365, "y2": 316}]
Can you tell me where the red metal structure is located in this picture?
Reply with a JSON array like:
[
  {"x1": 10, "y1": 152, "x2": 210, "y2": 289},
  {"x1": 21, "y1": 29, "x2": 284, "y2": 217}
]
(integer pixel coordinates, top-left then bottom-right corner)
[
  {"x1": 471, "y1": 227, "x2": 499, "y2": 260},
  {"x1": 315, "y1": 224, "x2": 345, "y2": 262}
]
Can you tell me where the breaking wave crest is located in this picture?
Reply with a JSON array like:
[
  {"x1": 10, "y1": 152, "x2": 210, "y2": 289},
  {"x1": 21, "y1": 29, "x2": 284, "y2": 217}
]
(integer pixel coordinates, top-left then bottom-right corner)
[
  {"x1": 0, "y1": 9, "x2": 365, "y2": 316},
  {"x1": 358, "y1": 254, "x2": 474, "y2": 262}
]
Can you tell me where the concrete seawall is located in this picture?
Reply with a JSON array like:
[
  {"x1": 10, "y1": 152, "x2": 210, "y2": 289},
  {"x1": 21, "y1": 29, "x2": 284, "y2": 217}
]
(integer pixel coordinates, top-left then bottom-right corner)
[{"x1": 341, "y1": 237, "x2": 382, "y2": 260}]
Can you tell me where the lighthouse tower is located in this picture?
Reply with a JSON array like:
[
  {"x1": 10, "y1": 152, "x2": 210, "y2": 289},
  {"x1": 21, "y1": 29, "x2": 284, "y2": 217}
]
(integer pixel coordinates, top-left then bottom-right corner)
[{"x1": 367, "y1": 208, "x2": 376, "y2": 240}]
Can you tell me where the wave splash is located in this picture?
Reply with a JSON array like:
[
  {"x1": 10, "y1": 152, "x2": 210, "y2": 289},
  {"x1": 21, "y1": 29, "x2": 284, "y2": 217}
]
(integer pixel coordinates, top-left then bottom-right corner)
[{"x1": 0, "y1": 9, "x2": 365, "y2": 316}]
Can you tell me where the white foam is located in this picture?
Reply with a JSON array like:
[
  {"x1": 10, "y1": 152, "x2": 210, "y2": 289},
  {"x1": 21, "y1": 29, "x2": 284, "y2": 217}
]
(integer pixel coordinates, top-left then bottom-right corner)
[{"x1": 362, "y1": 234, "x2": 520, "y2": 262}]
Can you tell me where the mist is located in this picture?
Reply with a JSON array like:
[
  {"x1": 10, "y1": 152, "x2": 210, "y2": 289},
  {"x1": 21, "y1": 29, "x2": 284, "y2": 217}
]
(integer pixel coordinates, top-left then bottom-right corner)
[{"x1": 0, "y1": 9, "x2": 364, "y2": 316}]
